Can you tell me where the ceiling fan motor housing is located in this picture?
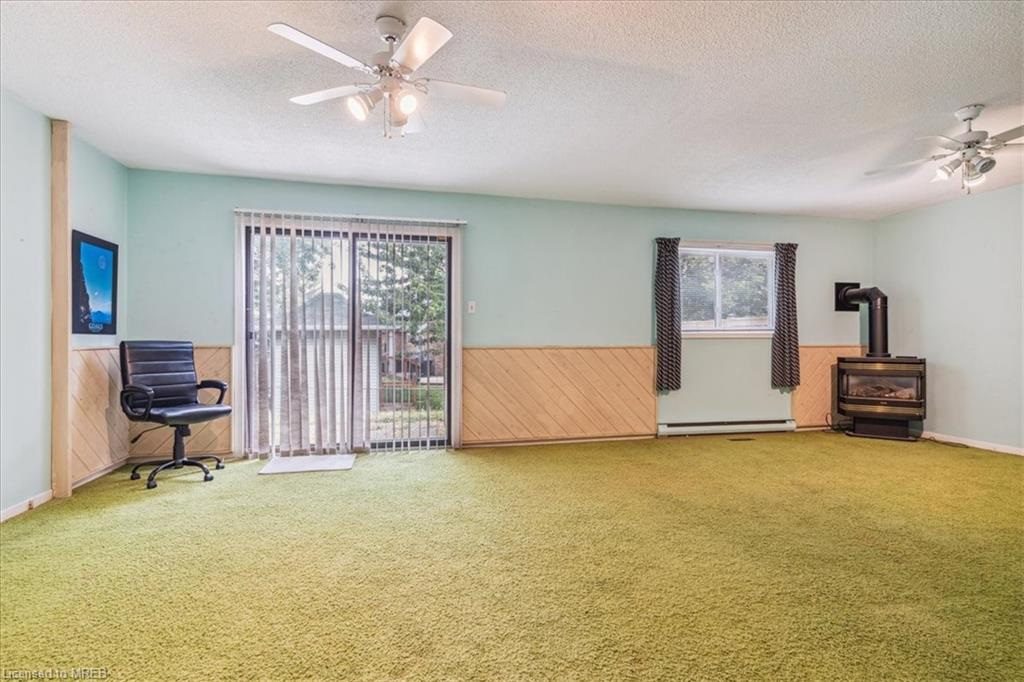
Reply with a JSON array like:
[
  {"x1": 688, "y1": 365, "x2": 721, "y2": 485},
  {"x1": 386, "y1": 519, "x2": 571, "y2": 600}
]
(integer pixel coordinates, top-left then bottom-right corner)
[{"x1": 957, "y1": 130, "x2": 988, "y2": 145}]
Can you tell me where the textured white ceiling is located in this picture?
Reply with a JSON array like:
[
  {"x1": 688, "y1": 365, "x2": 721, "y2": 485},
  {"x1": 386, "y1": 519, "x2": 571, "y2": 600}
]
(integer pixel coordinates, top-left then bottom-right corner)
[{"x1": 1, "y1": 0, "x2": 1022, "y2": 219}]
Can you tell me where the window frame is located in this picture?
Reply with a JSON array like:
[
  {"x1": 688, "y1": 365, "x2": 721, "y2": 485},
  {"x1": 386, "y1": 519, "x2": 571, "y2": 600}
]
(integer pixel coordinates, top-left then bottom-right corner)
[{"x1": 678, "y1": 243, "x2": 776, "y2": 337}]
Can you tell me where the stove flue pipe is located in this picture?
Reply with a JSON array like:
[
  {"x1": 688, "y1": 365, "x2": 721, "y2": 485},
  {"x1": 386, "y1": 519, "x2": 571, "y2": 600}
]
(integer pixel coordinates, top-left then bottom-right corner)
[{"x1": 840, "y1": 286, "x2": 889, "y2": 358}]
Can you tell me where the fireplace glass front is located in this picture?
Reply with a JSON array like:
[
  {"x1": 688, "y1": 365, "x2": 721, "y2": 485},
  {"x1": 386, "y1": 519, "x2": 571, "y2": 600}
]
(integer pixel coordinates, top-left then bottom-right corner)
[{"x1": 844, "y1": 374, "x2": 920, "y2": 400}]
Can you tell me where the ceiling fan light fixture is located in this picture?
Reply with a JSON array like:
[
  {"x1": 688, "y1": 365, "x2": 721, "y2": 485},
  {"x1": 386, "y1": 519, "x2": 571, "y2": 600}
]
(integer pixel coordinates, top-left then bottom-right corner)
[
  {"x1": 934, "y1": 157, "x2": 963, "y2": 180},
  {"x1": 964, "y1": 168, "x2": 987, "y2": 187},
  {"x1": 346, "y1": 95, "x2": 369, "y2": 121},
  {"x1": 974, "y1": 156, "x2": 997, "y2": 174},
  {"x1": 397, "y1": 90, "x2": 419, "y2": 115},
  {"x1": 345, "y1": 87, "x2": 383, "y2": 122}
]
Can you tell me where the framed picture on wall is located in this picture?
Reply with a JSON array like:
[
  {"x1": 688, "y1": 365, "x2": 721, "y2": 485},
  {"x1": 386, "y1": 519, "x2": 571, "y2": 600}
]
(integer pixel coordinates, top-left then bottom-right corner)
[{"x1": 71, "y1": 230, "x2": 118, "y2": 335}]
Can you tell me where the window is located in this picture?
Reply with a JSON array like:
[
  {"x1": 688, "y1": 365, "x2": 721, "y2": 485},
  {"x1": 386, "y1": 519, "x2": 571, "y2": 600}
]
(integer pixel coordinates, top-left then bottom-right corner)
[{"x1": 679, "y1": 246, "x2": 774, "y2": 333}]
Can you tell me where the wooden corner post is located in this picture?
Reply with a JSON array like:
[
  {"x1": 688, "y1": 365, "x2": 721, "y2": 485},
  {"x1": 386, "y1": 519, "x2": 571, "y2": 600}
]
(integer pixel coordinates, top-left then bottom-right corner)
[{"x1": 51, "y1": 119, "x2": 72, "y2": 498}]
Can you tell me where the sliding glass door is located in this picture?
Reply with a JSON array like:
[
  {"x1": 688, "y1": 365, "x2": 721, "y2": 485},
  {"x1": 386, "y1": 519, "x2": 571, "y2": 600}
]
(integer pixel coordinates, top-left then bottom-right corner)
[
  {"x1": 243, "y1": 214, "x2": 451, "y2": 456},
  {"x1": 356, "y1": 233, "x2": 450, "y2": 450}
]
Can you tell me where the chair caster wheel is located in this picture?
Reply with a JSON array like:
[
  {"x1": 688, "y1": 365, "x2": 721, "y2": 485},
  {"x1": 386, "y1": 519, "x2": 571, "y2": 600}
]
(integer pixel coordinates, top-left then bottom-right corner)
[
  {"x1": 215, "y1": 463, "x2": 225, "y2": 470},
  {"x1": 130, "y1": 472, "x2": 140, "y2": 480},
  {"x1": 204, "y1": 473, "x2": 214, "y2": 482},
  {"x1": 146, "y1": 481, "x2": 157, "y2": 489}
]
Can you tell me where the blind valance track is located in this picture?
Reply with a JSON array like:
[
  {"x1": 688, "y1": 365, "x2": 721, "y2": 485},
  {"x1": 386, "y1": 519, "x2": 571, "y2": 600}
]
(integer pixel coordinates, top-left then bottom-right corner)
[{"x1": 234, "y1": 208, "x2": 465, "y2": 229}]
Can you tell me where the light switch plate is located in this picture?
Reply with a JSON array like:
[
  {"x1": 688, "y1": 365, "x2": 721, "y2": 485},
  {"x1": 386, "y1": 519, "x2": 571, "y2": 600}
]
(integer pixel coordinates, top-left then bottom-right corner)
[{"x1": 467, "y1": 301, "x2": 477, "y2": 314}]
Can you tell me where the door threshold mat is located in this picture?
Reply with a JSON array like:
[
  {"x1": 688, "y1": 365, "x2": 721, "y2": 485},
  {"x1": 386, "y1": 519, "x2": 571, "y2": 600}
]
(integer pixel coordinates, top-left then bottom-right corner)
[{"x1": 259, "y1": 454, "x2": 355, "y2": 475}]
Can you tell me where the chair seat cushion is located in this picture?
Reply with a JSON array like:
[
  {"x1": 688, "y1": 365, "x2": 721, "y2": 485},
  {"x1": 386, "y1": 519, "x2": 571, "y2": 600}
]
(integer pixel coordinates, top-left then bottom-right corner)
[{"x1": 148, "y1": 403, "x2": 232, "y2": 425}]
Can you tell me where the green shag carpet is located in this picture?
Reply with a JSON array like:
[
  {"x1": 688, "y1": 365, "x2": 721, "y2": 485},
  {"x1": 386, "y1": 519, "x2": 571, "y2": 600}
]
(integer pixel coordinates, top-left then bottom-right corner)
[{"x1": 1, "y1": 432, "x2": 1022, "y2": 680}]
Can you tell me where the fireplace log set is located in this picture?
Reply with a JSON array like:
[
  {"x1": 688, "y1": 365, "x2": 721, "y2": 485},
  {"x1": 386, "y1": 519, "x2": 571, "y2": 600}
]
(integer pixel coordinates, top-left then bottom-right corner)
[{"x1": 832, "y1": 283, "x2": 926, "y2": 441}]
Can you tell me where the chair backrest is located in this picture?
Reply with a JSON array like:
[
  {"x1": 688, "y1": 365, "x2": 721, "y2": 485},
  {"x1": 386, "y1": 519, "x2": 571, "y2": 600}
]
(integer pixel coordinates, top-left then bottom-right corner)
[{"x1": 120, "y1": 340, "x2": 198, "y2": 409}]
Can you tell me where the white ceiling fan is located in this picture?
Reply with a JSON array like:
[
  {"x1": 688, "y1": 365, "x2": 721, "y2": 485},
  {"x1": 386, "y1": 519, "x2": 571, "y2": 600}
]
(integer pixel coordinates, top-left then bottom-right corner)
[
  {"x1": 268, "y1": 15, "x2": 507, "y2": 139},
  {"x1": 866, "y1": 104, "x2": 1023, "y2": 193}
]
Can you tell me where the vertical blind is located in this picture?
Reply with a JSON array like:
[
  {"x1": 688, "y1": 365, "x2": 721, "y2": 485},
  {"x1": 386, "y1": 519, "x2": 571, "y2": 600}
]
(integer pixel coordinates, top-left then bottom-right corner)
[
  {"x1": 239, "y1": 210, "x2": 456, "y2": 458},
  {"x1": 243, "y1": 212, "x2": 351, "y2": 457}
]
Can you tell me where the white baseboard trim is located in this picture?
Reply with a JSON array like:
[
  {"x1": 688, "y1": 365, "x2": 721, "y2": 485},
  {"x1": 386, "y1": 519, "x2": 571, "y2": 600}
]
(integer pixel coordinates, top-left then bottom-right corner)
[
  {"x1": 1, "y1": 489, "x2": 54, "y2": 523},
  {"x1": 659, "y1": 420, "x2": 796, "y2": 437},
  {"x1": 921, "y1": 431, "x2": 1023, "y2": 456}
]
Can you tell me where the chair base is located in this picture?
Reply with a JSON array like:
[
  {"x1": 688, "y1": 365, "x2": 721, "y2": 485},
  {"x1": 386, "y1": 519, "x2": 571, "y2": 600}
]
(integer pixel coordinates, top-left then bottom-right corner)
[{"x1": 129, "y1": 424, "x2": 225, "y2": 489}]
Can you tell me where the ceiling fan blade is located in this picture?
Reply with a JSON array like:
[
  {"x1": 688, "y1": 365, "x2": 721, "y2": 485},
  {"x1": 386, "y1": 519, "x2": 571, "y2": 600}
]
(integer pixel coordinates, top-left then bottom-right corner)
[
  {"x1": 421, "y1": 79, "x2": 507, "y2": 109},
  {"x1": 390, "y1": 17, "x2": 452, "y2": 73},
  {"x1": 289, "y1": 84, "x2": 366, "y2": 106},
  {"x1": 404, "y1": 111, "x2": 425, "y2": 134},
  {"x1": 864, "y1": 152, "x2": 954, "y2": 176},
  {"x1": 268, "y1": 23, "x2": 373, "y2": 74},
  {"x1": 989, "y1": 125, "x2": 1024, "y2": 144},
  {"x1": 916, "y1": 135, "x2": 963, "y2": 151}
]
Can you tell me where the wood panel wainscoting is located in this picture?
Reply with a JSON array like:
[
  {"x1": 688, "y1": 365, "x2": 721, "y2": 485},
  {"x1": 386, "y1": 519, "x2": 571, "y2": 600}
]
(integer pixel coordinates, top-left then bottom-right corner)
[
  {"x1": 70, "y1": 348, "x2": 130, "y2": 485},
  {"x1": 69, "y1": 345, "x2": 233, "y2": 486},
  {"x1": 462, "y1": 347, "x2": 657, "y2": 445},
  {"x1": 791, "y1": 345, "x2": 864, "y2": 428}
]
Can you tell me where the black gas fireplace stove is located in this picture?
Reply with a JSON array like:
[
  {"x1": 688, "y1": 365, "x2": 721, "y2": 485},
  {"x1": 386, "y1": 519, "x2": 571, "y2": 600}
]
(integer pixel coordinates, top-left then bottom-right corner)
[{"x1": 832, "y1": 283, "x2": 926, "y2": 441}]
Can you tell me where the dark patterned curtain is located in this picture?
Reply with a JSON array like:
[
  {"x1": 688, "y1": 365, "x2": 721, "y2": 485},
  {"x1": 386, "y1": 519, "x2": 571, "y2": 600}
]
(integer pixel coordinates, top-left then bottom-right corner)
[
  {"x1": 654, "y1": 238, "x2": 681, "y2": 391},
  {"x1": 771, "y1": 243, "x2": 800, "y2": 389}
]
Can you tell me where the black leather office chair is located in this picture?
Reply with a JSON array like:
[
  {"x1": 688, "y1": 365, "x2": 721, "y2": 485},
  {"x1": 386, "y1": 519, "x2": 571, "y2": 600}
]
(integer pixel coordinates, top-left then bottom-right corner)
[{"x1": 119, "y1": 340, "x2": 232, "y2": 489}]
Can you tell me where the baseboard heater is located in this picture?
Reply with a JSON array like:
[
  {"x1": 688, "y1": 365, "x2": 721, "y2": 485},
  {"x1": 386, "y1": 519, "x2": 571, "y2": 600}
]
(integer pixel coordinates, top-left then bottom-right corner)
[{"x1": 658, "y1": 419, "x2": 796, "y2": 437}]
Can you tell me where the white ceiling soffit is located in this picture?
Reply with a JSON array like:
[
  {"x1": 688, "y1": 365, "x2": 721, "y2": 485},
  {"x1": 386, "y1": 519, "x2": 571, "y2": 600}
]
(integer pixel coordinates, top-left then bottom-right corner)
[{"x1": 1, "y1": 0, "x2": 1021, "y2": 220}]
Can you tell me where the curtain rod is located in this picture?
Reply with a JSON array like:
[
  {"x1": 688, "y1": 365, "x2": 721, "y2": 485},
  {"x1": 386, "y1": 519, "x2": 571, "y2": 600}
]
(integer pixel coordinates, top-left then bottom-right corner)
[{"x1": 234, "y1": 208, "x2": 466, "y2": 227}]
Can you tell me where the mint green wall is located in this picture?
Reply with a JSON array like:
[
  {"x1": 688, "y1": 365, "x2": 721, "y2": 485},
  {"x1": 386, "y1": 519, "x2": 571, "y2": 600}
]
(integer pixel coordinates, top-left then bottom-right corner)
[
  {"x1": 71, "y1": 136, "x2": 128, "y2": 348},
  {"x1": 126, "y1": 170, "x2": 874, "y2": 424},
  {"x1": 873, "y1": 184, "x2": 1023, "y2": 448},
  {"x1": 662, "y1": 338, "x2": 791, "y2": 422},
  {"x1": 0, "y1": 91, "x2": 129, "y2": 510},
  {"x1": 0, "y1": 90, "x2": 51, "y2": 510}
]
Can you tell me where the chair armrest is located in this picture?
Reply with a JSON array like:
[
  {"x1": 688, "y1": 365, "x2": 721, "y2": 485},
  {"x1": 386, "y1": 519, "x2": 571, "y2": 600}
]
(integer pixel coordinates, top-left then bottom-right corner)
[
  {"x1": 120, "y1": 384, "x2": 155, "y2": 421},
  {"x1": 197, "y1": 379, "x2": 228, "y2": 404}
]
